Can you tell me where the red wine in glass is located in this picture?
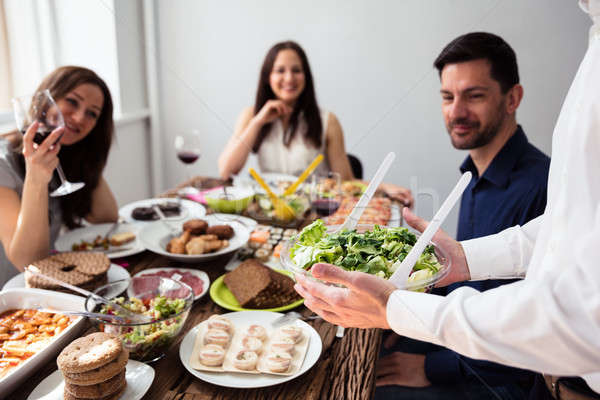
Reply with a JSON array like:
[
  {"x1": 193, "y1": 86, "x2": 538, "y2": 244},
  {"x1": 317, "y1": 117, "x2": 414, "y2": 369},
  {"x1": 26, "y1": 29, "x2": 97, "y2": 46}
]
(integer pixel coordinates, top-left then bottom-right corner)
[
  {"x1": 20, "y1": 129, "x2": 63, "y2": 145},
  {"x1": 177, "y1": 151, "x2": 200, "y2": 164},
  {"x1": 312, "y1": 198, "x2": 341, "y2": 217}
]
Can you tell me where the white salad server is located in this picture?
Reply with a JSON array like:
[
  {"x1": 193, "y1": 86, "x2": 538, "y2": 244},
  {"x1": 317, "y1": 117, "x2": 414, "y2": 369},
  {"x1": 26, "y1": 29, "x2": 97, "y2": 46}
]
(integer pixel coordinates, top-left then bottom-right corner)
[
  {"x1": 388, "y1": 171, "x2": 472, "y2": 288},
  {"x1": 334, "y1": 152, "x2": 396, "y2": 232}
]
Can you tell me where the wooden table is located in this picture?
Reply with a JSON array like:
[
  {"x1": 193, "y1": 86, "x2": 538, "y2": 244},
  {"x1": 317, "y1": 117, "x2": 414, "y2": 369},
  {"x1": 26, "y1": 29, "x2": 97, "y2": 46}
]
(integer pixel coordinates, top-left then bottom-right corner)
[{"x1": 13, "y1": 177, "x2": 385, "y2": 400}]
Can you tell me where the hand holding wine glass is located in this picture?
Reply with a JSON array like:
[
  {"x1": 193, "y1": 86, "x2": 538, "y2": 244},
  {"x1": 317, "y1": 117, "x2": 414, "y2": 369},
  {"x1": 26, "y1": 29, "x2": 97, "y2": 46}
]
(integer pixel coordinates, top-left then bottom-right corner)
[
  {"x1": 12, "y1": 90, "x2": 84, "y2": 196},
  {"x1": 21, "y1": 120, "x2": 63, "y2": 186}
]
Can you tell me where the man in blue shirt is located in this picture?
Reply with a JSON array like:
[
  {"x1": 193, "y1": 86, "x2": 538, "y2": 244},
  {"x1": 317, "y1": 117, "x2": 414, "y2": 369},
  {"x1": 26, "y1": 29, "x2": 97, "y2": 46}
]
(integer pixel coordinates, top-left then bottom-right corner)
[{"x1": 375, "y1": 32, "x2": 550, "y2": 399}]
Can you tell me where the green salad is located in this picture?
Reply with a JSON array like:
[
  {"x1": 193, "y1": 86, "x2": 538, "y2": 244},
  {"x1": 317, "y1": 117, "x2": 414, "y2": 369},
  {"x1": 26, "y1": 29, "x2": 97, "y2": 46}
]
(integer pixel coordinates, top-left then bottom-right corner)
[
  {"x1": 100, "y1": 296, "x2": 187, "y2": 361},
  {"x1": 257, "y1": 193, "x2": 308, "y2": 218},
  {"x1": 290, "y1": 219, "x2": 443, "y2": 286}
]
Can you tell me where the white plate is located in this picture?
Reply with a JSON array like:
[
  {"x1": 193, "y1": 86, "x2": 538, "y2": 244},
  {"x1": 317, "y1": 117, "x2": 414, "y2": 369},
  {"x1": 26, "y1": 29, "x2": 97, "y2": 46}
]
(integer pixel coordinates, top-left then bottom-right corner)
[
  {"x1": 119, "y1": 198, "x2": 206, "y2": 223},
  {"x1": 0, "y1": 288, "x2": 87, "y2": 397},
  {"x1": 54, "y1": 223, "x2": 145, "y2": 259},
  {"x1": 179, "y1": 310, "x2": 322, "y2": 388},
  {"x1": 27, "y1": 359, "x2": 155, "y2": 400},
  {"x1": 130, "y1": 267, "x2": 210, "y2": 301},
  {"x1": 138, "y1": 215, "x2": 251, "y2": 263},
  {"x1": 2, "y1": 264, "x2": 131, "y2": 291},
  {"x1": 209, "y1": 213, "x2": 258, "y2": 230}
]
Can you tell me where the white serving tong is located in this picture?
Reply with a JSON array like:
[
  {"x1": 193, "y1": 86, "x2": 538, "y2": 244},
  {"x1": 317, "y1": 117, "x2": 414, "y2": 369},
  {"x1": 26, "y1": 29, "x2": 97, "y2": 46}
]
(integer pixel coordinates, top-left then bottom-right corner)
[
  {"x1": 334, "y1": 152, "x2": 396, "y2": 232},
  {"x1": 388, "y1": 171, "x2": 472, "y2": 288}
]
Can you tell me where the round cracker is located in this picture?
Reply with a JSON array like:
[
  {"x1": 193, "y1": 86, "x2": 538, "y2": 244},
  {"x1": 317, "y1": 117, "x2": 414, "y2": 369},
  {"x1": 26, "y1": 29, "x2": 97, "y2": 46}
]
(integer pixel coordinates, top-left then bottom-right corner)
[
  {"x1": 62, "y1": 348, "x2": 129, "y2": 385},
  {"x1": 53, "y1": 252, "x2": 111, "y2": 277},
  {"x1": 63, "y1": 381, "x2": 126, "y2": 400},
  {"x1": 58, "y1": 332, "x2": 123, "y2": 373},
  {"x1": 64, "y1": 369, "x2": 125, "y2": 399}
]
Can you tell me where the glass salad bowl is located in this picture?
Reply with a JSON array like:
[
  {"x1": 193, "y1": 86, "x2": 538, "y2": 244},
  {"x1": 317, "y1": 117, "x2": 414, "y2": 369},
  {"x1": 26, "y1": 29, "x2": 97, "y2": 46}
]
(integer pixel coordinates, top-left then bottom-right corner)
[
  {"x1": 279, "y1": 221, "x2": 451, "y2": 292},
  {"x1": 246, "y1": 193, "x2": 310, "y2": 227},
  {"x1": 84, "y1": 276, "x2": 194, "y2": 362}
]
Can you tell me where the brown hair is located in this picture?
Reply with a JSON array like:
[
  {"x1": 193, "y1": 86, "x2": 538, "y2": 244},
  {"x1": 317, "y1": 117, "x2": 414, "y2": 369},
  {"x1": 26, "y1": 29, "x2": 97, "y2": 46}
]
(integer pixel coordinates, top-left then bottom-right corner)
[
  {"x1": 17, "y1": 66, "x2": 114, "y2": 228},
  {"x1": 434, "y1": 32, "x2": 519, "y2": 93},
  {"x1": 252, "y1": 41, "x2": 322, "y2": 153}
]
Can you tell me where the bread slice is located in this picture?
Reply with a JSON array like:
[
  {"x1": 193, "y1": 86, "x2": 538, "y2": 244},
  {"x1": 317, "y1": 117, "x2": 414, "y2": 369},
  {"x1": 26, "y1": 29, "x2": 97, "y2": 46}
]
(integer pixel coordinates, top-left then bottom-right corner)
[
  {"x1": 109, "y1": 231, "x2": 136, "y2": 246},
  {"x1": 223, "y1": 259, "x2": 301, "y2": 309}
]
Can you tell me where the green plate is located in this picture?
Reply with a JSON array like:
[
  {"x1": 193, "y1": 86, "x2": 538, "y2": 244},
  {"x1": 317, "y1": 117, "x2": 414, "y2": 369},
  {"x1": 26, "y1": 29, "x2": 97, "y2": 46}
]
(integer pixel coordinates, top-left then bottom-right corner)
[{"x1": 209, "y1": 269, "x2": 304, "y2": 312}]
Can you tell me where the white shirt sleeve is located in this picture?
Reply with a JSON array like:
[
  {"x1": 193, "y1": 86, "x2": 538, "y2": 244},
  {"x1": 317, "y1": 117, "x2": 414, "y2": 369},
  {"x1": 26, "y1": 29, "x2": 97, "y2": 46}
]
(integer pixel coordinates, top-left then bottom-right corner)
[
  {"x1": 460, "y1": 215, "x2": 542, "y2": 280},
  {"x1": 386, "y1": 208, "x2": 600, "y2": 377}
]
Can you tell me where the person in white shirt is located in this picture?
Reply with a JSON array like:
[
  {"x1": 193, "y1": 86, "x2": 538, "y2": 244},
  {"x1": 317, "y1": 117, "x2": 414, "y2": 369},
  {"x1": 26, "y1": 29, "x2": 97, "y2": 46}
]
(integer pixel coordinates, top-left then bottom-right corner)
[{"x1": 294, "y1": 1, "x2": 600, "y2": 398}]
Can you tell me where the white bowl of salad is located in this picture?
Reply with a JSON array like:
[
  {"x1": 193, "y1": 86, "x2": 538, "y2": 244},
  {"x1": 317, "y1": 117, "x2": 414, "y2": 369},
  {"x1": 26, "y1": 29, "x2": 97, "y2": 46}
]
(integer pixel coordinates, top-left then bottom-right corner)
[
  {"x1": 84, "y1": 276, "x2": 194, "y2": 362},
  {"x1": 280, "y1": 219, "x2": 451, "y2": 292}
]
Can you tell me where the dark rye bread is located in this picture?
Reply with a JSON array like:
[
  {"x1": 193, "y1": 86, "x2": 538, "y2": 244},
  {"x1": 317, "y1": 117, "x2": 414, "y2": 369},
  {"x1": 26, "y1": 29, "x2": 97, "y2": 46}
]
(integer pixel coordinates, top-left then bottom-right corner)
[{"x1": 223, "y1": 259, "x2": 301, "y2": 308}]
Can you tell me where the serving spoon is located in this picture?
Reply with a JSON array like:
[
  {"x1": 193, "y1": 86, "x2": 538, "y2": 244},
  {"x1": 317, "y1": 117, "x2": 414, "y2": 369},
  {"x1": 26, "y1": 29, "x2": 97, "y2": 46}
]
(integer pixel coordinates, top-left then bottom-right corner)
[
  {"x1": 249, "y1": 168, "x2": 296, "y2": 221},
  {"x1": 25, "y1": 265, "x2": 151, "y2": 323},
  {"x1": 34, "y1": 307, "x2": 127, "y2": 324},
  {"x1": 334, "y1": 152, "x2": 396, "y2": 232},
  {"x1": 283, "y1": 154, "x2": 324, "y2": 196},
  {"x1": 388, "y1": 171, "x2": 472, "y2": 288}
]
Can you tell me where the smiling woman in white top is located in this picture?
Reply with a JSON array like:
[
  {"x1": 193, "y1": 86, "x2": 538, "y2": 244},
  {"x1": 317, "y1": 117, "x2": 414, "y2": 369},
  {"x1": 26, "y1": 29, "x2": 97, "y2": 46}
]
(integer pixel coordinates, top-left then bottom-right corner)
[
  {"x1": 218, "y1": 41, "x2": 354, "y2": 180},
  {"x1": 0, "y1": 66, "x2": 118, "y2": 285}
]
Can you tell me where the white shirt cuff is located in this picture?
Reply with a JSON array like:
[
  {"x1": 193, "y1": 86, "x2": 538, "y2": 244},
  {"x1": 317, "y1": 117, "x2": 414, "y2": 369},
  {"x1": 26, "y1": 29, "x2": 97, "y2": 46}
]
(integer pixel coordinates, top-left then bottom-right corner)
[
  {"x1": 386, "y1": 289, "x2": 444, "y2": 345},
  {"x1": 461, "y1": 235, "x2": 520, "y2": 280}
]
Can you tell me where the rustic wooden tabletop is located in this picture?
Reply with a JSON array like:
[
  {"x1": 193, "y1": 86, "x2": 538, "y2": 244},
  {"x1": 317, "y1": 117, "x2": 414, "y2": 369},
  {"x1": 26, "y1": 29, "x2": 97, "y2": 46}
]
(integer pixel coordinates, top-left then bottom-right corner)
[
  {"x1": 14, "y1": 177, "x2": 384, "y2": 400},
  {"x1": 13, "y1": 250, "x2": 382, "y2": 400}
]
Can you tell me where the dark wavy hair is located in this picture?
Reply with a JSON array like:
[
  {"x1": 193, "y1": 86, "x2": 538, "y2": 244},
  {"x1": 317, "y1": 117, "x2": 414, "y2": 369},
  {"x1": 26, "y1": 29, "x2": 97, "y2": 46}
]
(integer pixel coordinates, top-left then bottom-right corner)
[
  {"x1": 252, "y1": 41, "x2": 322, "y2": 153},
  {"x1": 434, "y1": 32, "x2": 519, "y2": 93},
  {"x1": 18, "y1": 66, "x2": 114, "y2": 228}
]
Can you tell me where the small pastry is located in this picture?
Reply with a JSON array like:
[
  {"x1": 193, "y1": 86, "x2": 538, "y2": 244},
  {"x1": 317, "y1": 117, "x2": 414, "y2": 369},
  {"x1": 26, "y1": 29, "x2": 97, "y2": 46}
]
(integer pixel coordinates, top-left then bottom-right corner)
[
  {"x1": 199, "y1": 344, "x2": 225, "y2": 366},
  {"x1": 203, "y1": 329, "x2": 230, "y2": 348},
  {"x1": 278, "y1": 325, "x2": 302, "y2": 343},
  {"x1": 207, "y1": 315, "x2": 232, "y2": 333},
  {"x1": 269, "y1": 337, "x2": 295, "y2": 354},
  {"x1": 261, "y1": 243, "x2": 274, "y2": 251},
  {"x1": 241, "y1": 336, "x2": 263, "y2": 354},
  {"x1": 233, "y1": 350, "x2": 258, "y2": 371},
  {"x1": 254, "y1": 248, "x2": 270, "y2": 262},
  {"x1": 246, "y1": 324, "x2": 267, "y2": 341},
  {"x1": 266, "y1": 352, "x2": 292, "y2": 373}
]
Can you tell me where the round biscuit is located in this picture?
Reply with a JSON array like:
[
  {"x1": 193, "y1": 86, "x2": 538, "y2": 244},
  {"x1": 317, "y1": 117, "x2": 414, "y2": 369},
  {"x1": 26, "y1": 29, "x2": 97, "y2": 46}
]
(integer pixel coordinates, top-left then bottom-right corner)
[
  {"x1": 63, "y1": 381, "x2": 126, "y2": 400},
  {"x1": 27, "y1": 258, "x2": 92, "y2": 289},
  {"x1": 54, "y1": 252, "x2": 111, "y2": 277},
  {"x1": 64, "y1": 369, "x2": 125, "y2": 399},
  {"x1": 62, "y1": 349, "x2": 129, "y2": 385},
  {"x1": 58, "y1": 332, "x2": 123, "y2": 373}
]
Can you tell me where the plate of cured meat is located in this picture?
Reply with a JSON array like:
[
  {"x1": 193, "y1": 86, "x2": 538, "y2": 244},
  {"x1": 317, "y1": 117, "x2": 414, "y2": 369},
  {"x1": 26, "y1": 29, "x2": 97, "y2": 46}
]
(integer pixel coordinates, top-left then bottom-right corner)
[{"x1": 129, "y1": 268, "x2": 209, "y2": 301}]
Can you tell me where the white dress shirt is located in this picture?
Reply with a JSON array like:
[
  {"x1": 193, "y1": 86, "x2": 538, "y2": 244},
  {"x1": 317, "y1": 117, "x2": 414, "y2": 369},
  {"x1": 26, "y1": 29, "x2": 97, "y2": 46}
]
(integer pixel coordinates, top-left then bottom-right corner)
[{"x1": 386, "y1": 2, "x2": 600, "y2": 392}]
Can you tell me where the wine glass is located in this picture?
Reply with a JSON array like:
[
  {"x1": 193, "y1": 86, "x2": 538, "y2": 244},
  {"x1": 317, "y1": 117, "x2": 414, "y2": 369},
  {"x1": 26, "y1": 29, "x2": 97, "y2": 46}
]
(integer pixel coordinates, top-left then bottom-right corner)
[
  {"x1": 12, "y1": 90, "x2": 85, "y2": 197},
  {"x1": 310, "y1": 172, "x2": 342, "y2": 217},
  {"x1": 174, "y1": 131, "x2": 201, "y2": 187}
]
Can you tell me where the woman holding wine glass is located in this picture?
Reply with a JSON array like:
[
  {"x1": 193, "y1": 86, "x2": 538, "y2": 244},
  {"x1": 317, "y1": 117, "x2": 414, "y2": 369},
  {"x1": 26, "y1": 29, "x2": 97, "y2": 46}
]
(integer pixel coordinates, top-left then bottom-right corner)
[{"x1": 0, "y1": 66, "x2": 118, "y2": 284}]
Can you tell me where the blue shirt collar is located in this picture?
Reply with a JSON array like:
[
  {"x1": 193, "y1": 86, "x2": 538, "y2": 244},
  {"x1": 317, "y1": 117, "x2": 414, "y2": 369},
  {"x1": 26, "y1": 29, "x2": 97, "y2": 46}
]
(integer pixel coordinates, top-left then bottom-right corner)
[{"x1": 459, "y1": 126, "x2": 529, "y2": 188}]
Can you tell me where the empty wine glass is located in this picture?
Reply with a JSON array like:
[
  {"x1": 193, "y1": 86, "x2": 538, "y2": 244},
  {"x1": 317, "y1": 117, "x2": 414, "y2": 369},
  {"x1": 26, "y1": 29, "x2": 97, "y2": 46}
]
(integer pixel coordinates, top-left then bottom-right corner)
[
  {"x1": 174, "y1": 131, "x2": 201, "y2": 187},
  {"x1": 12, "y1": 90, "x2": 84, "y2": 197},
  {"x1": 311, "y1": 172, "x2": 342, "y2": 217}
]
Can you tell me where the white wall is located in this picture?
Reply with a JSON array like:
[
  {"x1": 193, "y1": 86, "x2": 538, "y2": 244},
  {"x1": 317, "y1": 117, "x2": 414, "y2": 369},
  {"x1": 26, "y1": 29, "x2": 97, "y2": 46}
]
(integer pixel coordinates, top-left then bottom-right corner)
[{"x1": 155, "y1": 0, "x2": 589, "y2": 234}]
